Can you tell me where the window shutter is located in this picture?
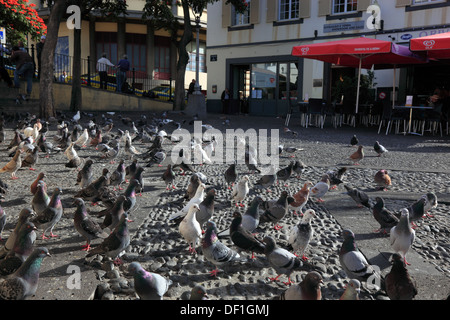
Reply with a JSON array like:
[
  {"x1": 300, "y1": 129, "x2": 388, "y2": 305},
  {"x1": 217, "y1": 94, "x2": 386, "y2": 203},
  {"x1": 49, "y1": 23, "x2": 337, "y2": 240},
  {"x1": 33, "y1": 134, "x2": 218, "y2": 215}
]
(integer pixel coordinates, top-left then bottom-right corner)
[
  {"x1": 396, "y1": 0, "x2": 412, "y2": 7},
  {"x1": 318, "y1": 0, "x2": 331, "y2": 16},
  {"x1": 357, "y1": 0, "x2": 372, "y2": 11},
  {"x1": 299, "y1": 0, "x2": 311, "y2": 18},
  {"x1": 266, "y1": 0, "x2": 277, "y2": 22},
  {"x1": 222, "y1": 0, "x2": 231, "y2": 28},
  {"x1": 250, "y1": 0, "x2": 260, "y2": 24}
]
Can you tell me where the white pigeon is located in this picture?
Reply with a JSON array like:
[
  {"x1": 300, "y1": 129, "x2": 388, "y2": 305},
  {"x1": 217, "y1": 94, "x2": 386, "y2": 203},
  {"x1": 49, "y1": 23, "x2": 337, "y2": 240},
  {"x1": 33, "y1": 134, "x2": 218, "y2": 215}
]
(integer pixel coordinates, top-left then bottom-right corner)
[
  {"x1": 169, "y1": 183, "x2": 206, "y2": 221},
  {"x1": 310, "y1": 174, "x2": 330, "y2": 202},
  {"x1": 179, "y1": 204, "x2": 202, "y2": 254},
  {"x1": 231, "y1": 175, "x2": 250, "y2": 207},
  {"x1": 74, "y1": 129, "x2": 89, "y2": 148},
  {"x1": 64, "y1": 142, "x2": 78, "y2": 161},
  {"x1": 203, "y1": 138, "x2": 217, "y2": 159},
  {"x1": 192, "y1": 142, "x2": 212, "y2": 165},
  {"x1": 125, "y1": 139, "x2": 142, "y2": 159},
  {"x1": 72, "y1": 110, "x2": 81, "y2": 123},
  {"x1": 390, "y1": 208, "x2": 415, "y2": 266},
  {"x1": 288, "y1": 209, "x2": 315, "y2": 261}
]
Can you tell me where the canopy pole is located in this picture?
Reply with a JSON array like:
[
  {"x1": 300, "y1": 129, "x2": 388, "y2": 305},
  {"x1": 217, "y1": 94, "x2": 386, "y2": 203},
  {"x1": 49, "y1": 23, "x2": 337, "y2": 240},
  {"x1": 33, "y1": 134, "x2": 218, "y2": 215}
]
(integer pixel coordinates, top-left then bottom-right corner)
[
  {"x1": 392, "y1": 65, "x2": 397, "y2": 109},
  {"x1": 355, "y1": 58, "x2": 362, "y2": 114}
]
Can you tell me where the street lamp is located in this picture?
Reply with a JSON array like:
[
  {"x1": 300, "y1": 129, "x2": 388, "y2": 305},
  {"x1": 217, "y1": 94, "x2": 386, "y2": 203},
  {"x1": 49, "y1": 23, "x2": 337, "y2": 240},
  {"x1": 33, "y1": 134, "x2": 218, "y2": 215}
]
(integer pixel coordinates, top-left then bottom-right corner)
[{"x1": 192, "y1": 4, "x2": 203, "y2": 95}]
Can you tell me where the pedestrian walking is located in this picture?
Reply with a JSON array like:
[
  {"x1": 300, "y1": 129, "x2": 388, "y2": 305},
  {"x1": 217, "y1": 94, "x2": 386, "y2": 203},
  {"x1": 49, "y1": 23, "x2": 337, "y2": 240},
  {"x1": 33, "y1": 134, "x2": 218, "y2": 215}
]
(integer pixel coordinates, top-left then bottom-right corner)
[
  {"x1": 10, "y1": 45, "x2": 34, "y2": 100},
  {"x1": 97, "y1": 53, "x2": 115, "y2": 90},
  {"x1": 221, "y1": 88, "x2": 230, "y2": 114},
  {"x1": 116, "y1": 54, "x2": 130, "y2": 93}
]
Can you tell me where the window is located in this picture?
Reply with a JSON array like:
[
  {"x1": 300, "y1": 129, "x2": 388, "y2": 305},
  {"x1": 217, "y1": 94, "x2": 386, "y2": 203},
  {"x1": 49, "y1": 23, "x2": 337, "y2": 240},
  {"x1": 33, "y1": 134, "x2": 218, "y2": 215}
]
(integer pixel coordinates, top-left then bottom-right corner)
[
  {"x1": 251, "y1": 62, "x2": 298, "y2": 100},
  {"x1": 279, "y1": 0, "x2": 299, "y2": 20},
  {"x1": 96, "y1": 32, "x2": 118, "y2": 69},
  {"x1": 186, "y1": 41, "x2": 206, "y2": 73},
  {"x1": 413, "y1": 0, "x2": 444, "y2": 4},
  {"x1": 232, "y1": 0, "x2": 250, "y2": 26},
  {"x1": 154, "y1": 36, "x2": 171, "y2": 80},
  {"x1": 125, "y1": 33, "x2": 147, "y2": 74},
  {"x1": 332, "y1": 0, "x2": 358, "y2": 14}
]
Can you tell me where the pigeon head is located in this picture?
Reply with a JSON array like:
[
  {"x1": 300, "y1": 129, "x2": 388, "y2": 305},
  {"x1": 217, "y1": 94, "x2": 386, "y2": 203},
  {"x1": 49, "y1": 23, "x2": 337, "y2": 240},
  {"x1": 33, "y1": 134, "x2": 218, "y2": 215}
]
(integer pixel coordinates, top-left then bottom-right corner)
[
  {"x1": 390, "y1": 253, "x2": 403, "y2": 264},
  {"x1": 341, "y1": 229, "x2": 355, "y2": 241},
  {"x1": 303, "y1": 209, "x2": 316, "y2": 220},
  {"x1": 232, "y1": 211, "x2": 242, "y2": 219},
  {"x1": 346, "y1": 279, "x2": 361, "y2": 294},
  {"x1": 399, "y1": 208, "x2": 409, "y2": 218},
  {"x1": 128, "y1": 261, "x2": 145, "y2": 275},
  {"x1": 73, "y1": 198, "x2": 85, "y2": 207},
  {"x1": 304, "y1": 271, "x2": 324, "y2": 288}
]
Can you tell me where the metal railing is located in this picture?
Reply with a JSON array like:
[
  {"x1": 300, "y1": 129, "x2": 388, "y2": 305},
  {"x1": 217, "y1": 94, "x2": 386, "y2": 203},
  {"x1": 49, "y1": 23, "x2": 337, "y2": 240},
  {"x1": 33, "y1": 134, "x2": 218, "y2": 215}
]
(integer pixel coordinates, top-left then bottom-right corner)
[{"x1": 1, "y1": 43, "x2": 176, "y2": 102}]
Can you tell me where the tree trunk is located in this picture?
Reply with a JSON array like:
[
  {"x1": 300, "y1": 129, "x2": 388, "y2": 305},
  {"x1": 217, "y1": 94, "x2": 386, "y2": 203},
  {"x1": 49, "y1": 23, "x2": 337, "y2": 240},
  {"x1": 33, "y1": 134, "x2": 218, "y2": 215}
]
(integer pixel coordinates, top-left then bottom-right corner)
[
  {"x1": 173, "y1": 0, "x2": 193, "y2": 111},
  {"x1": 70, "y1": 27, "x2": 82, "y2": 111},
  {"x1": 39, "y1": 0, "x2": 66, "y2": 119}
]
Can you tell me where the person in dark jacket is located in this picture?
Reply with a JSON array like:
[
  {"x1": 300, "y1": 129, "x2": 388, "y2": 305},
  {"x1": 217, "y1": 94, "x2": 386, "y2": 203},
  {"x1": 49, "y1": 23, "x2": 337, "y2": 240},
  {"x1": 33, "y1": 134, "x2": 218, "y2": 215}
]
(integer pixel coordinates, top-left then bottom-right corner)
[
  {"x1": 116, "y1": 54, "x2": 130, "y2": 93},
  {"x1": 10, "y1": 46, "x2": 34, "y2": 98}
]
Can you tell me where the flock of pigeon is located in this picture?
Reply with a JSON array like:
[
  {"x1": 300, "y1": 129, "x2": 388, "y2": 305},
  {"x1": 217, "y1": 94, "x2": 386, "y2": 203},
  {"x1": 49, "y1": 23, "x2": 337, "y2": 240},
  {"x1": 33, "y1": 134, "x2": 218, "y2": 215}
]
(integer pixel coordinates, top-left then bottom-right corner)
[{"x1": 0, "y1": 110, "x2": 443, "y2": 300}]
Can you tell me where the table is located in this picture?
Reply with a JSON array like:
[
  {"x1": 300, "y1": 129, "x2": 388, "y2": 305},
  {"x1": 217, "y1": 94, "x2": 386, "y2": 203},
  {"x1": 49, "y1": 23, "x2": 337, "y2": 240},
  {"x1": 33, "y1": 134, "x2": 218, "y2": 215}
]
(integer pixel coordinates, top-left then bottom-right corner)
[{"x1": 394, "y1": 105, "x2": 434, "y2": 135}]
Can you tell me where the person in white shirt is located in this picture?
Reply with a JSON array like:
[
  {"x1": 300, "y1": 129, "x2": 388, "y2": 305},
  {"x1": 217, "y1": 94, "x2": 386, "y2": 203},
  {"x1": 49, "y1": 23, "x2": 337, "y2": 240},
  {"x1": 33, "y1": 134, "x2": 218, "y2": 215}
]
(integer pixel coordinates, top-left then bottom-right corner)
[{"x1": 97, "y1": 53, "x2": 115, "y2": 90}]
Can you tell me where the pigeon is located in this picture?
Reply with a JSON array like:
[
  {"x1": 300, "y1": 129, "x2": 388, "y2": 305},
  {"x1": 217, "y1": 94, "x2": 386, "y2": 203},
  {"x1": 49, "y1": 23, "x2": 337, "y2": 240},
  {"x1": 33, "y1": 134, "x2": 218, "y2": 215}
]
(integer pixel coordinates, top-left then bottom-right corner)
[
  {"x1": 181, "y1": 284, "x2": 209, "y2": 300},
  {"x1": 75, "y1": 174, "x2": 109, "y2": 205},
  {"x1": 0, "y1": 178, "x2": 8, "y2": 199},
  {"x1": 73, "y1": 198, "x2": 108, "y2": 251},
  {"x1": 21, "y1": 148, "x2": 39, "y2": 171},
  {"x1": 169, "y1": 183, "x2": 206, "y2": 221},
  {"x1": 86, "y1": 213, "x2": 130, "y2": 265},
  {"x1": 130, "y1": 166, "x2": 145, "y2": 196},
  {"x1": 196, "y1": 188, "x2": 216, "y2": 229},
  {"x1": 109, "y1": 159, "x2": 126, "y2": 191},
  {"x1": 74, "y1": 128, "x2": 89, "y2": 148},
  {"x1": 76, "y1": 159, "x2": 94, "y2": 189},
  {"x1": 339, "y1": 229, "x2": 381, "y2": 284},
  {"x1": 128, "y1": 262, "x2": 172, "y2": 300},
  {"x1": 245, "y1": 149, "x2": 261, "y2": 174},
  {"x1": 0, "y1": 222, "x2": 37, "y2": 276},
  {"x1": 201, "y1": 220, "x2": 241, "y2": 277},
  {"x1": 350, "y1": 135, "x2": 358, "y2": 147},
  {"x1": 374, "y1": 169, "x2": 391, "y2": 191},
  {"x1": 31, "y1": 181, "x2": 50, "y2": 216},
  {"x1": 183, "y1": 174, "x2": 200, "y2": 200},
  {"x1": 231, "y1": 175, "x2": 250, "y2": 207},
  {"x1": 263, "y1": 235, "x2": 303, "y2": 285},
  {"x1": 259, "y1": 190, "x2": 290, "y2": 231},
  {"x1": 288, "y1": 209, "x2": 315, "y2": 261},
  {"x1": 145, "y1": 149, "x2": 166, "y2": 167},
  {"x1": 344, "y1": 185, "x2": 371, "y2": 209},
  {"x1": 283, "y1": 127, "x2": 298, "y2": 137},
  {"x1": 72, "y1": 110, "x2": 81, "y2": 123},
  {"x1": 374, "y1": 141, "x2": 388, "y2": 157},
  {"x1": 385, "y1": 253, "x2": 418, "y2": 300},
  {"x1": 422, "y1": 192, "x2": 438, "y2": 218},
  {"x1": 90, "y1": 130, "x2": 102, "y2": 149},
  {"x1": 64, "y1": 142, "x2": 78, "y2": 161},
  {"x1": 30, "y1": 172, "x2": 46, "y2": 195},
  {"x1": 100, "y1": 141, "x2": 120, "y2": 164},
  {"x1": 340, "y1": 279, "x2": 361, "y2": 300},
  {"x1": 372, "y1": 197, "x2": 399, "y2": 233},
  {"x1": 0, "y1": 149, "x2": 22, "y2": 179},
  {"x1": 310, "y1": 174, "x2": 330, "y2": 202},
  {"x1": 276, "y1": 161, "x2": 294, "y2": 186},
  {"x1": 241, "y1": 196, "x2": 264, "y2": 233},
  {"x1": 390, "y1": 208, "x2": 415, "y2": 266},
  {"x1": 292, "y1": 160, "x2": 306, "y2": 178},
  {"x1": 223, "y1": 162, "x2": 238, "y2": 189},
  {"x1": 0, "y1": 247, "x2": 51, "y2": 300},
  {"x1": 32, "y1": 187, "x2": 63, "y2": 240},
  {"x1": 123, "y1": 179, "x2": 140, "y2": 213},
  {"x1": 124, "y1": 139, "x2": 142, "y2": 160},
  {"x1": 203, "y1": 137, "x2": 217, "y2": 159},
  {"x1": 273, "y1": 271, "x2": 323, "y2": 300},
  {"x1": 327, "y1": 167, "x2": 347, "y2": 190},
  {"x1": 161, "y1": 164, "x2": 176, "y2": 190},
  {"x1": 192, "y1": 142, "x2": 212, "y2": 165},
  {"x1": 100, "y1": 195, "x2": 126, "y2": 231},
  {"x1": 349, "y1": 145, "x2": 364, "y2": 165},
  {"x1": 229, "y1": 211, "x2": 266, "y2": 260},
  {"x1": 409, "y1": 194, "x2": 438, "y2": 226},
  {"x1": 0, "y1": 208, "x2": 36, "y2": 259},
  {"x1": 179, "y1": 204, "x2": 202, "y2": 254},
  {"x1": 37, "y1": 134, "x2": 62, "y2": 157},
  {"x1": 289, "y1": 181, "x2": 313, "y2": 216},
  {"x1": 0, "y1": 206, "x2": 5, "y2": 241},
  {"x1": 125, "y1": 159, "x2": 139, "y2": 182}
]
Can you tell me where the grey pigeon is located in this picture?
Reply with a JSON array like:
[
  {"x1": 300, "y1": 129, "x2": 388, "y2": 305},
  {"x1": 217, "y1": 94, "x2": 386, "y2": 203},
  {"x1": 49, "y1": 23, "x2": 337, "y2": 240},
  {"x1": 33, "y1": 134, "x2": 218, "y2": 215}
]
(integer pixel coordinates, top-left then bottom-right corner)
[
  {"x1": 339, "y1": 229, "x2": 381, "y2": 285},
  {"x1": 184, "y1": 173, "x2": 200, "y2": 201},
  {"x1": 255, "y1": 170, "x2": 277, "y2": 191},
  {"x1": 75, "y1": 175, "x2": 109, "y2": 205},
  {"x1": 32, "y1": 187, "x2": 63, "y2": 240},
  {"x1": 76, "y1": 159, "x2": 94, "y2": 189},
  {"x1": 310, "y1": 174, "x2": 330, "y2": 202},
  {"x1": 374, "y1": 141, "x2": 388, "y2": 157},
  {"x1": 259, "y1": 191, "x2": 289, "y2": 231},
  {"x1": 123, "y1": 179, "x2": 140, "y2": 214},
  {"x1": 274, "y1": 271, "x2": 323, "y2": 300},
  {"x1": 350, "y1": 135, "x2": 358, "y2": 147},
  {"x1": 125, "y1": 159, "x2": 139, "y2": 182},
  {"x1": 31, "y1": 181, "x2": 50, "y2": 216},
  {"x1": 21, "y1": 148, "x2": 39, "y2": 171},
  {"x1": 372, "y1": 197, "x2": 399, "y2": 233},
  {"x1": 0, "y1": 222, "x2": 37, "y2": 276},
  {"x1": 409, "y1": 193, "x2": 438, "y2": 227},
  {"x1": 276, "y1": 161, "x2": 294, "y2": 186},
  {"x1": 288, "y1": 209, "x2": 315, "y2": 261},
  {"x1": 73, "y1": 198, "x2": 108, "y2": 251},
  {"x1": 224, "y1": 162, "x2": 238, "y2": 189},
  {"x1": 0, "y1": 247, "x2": 51, "y2": 300},
  {"x1": 241, "y1": 196, "x2": 264, "y2": 233},
  {"x1": 340, "y1": 279, "x2": 361, "y2": 300},
  {"x1": 263, "y1": 235, "x2": 303, "y2": 285},
  {"x1": 130, "y1": 166, "x2": 145, "y2": 196},
  {"x1": 0, "y1": 208, "x2": 35, "y2": 259},
  {"x1": 128, "y1": 262, "x2": 172, "y2": 300},
  {"x1": 109, "y1": 159, "x2": 126, "y2": 191},
  {"x1": 201, "y1": 221, "x2": 241, "y2": 277},
  {"x1": 86, "y1": 213, "x2": 130, "y2": 265},
  {"x1": 197, "y1": 188, "x2": 215, "y2": 229},
  {"x1": 344, "y1": 184, "x2": 371, "y2": 209},
  {"x1": 30, "y1": 172, "x2": 45, "y2": 195},
  {"x1": 390, "y1": 208, "x2": 415, "y2": 266},
  {"x1": 162, "y1": 164, "x2": 176, "y2": 190},
  {"x1": 292, "y1": 160, "x2": 306, "y2": 178},
  {"x1": 182, "y1": 284, "x2": 209, "y2": 300},
  {"x1": 179, "y1": 204, "x2": 202, "y2": 254},
  {"x1": 229, "y1": 211, "x2": 266, "y2": 260},
  {"x1": 385, "y1": 253, "x2": 418, "y2": 300},
  {"x1": 100, "y1": 195, "x2": 126, "y2": 231},
  {"x1": 327, "y1": 167, "x2": 347, "y2": 190}
]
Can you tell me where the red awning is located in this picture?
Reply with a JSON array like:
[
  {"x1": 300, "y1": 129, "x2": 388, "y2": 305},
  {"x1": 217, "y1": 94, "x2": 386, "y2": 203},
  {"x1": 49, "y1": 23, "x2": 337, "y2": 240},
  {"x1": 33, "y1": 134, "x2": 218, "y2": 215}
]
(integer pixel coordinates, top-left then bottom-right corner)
[{"x1": 410, "y1": 32, "x2": 450, "y2": 60}]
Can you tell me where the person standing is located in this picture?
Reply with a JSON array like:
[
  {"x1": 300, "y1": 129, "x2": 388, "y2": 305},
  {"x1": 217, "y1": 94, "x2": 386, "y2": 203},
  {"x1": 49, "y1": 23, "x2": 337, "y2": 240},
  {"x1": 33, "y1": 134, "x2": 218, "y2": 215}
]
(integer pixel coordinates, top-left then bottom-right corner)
[
  {"x1": 97, "y1": 53, "x2": 115, "y2": 90},
  {"x1": 116, "y1": 54, "x2": 130, "y2": 93},
  {"x1": 221, "y1": 88, "x2": 230, "y2": 114},
  {"x1": 10, "y1": 45, "x2": 34, "y2": 100},
  {"x1": 36, "y1": 35, "x2": 45, "y2": 79},
  {"x1": 188, "y1": 79, "x2": 196, "y2": 97}
]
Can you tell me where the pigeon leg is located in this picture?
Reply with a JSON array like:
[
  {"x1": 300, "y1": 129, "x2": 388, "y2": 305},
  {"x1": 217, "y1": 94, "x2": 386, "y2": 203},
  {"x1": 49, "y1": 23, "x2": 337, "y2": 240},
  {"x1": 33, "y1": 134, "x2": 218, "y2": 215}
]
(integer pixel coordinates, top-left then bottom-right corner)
[
  {"x1": 113, "y1": 258, "x2": 124, "y2": 265},
  {"x1": 268, "y1": 274, "x2": 282, "y2": 282},
  {"x1": 41, "y1": 233, "x2": 49, "y2": 240},
  {"x1": 330, "y1": 185, "x2": 337, "y2": 190},
  {"x1": 404, "y1": 257, "x2": 411, "y2": 266},
  {"x1": 425, "y1": 213, "x2": 434, "y2": 218},
  {"x1": 317, "y1": 199, "x2": 325, "y2": 203},
  {"x1": 29, "y1": 167, "x2": 36, "y2": 171},
  {"x1": 209, "y1": 268, "x2": 220, "y2": 277},
  {"x1": 283, "y1": 277, "x2": 295, "y2": 286},
  {"x1": 274, "y1": 224, "x2": 283, "y2": 231},
  {"x1": 301, "y1": 255, "x2": 309, "y2": 261},
  {"x1": 49, "y1": 232, "x2": 58, "y2": 238},
  {"x1": 81, "y1": 243, "x2": 92, "y2": 251}
]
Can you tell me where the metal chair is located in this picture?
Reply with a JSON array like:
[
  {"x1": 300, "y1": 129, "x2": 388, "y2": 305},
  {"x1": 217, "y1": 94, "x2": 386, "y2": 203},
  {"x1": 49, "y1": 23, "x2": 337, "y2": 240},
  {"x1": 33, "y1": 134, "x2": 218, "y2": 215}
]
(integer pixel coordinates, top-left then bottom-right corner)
[
  {"x1": 306, "y1": 98, "x2": 325, "y2": 128},
  {"x1": 377, "y1": 101, "x2": 407, "y2": 135}
]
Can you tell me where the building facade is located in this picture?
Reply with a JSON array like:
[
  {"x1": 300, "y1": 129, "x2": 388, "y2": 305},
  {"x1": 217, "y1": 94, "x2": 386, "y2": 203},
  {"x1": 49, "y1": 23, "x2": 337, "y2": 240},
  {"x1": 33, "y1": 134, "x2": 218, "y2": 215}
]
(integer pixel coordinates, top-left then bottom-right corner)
[
  {"x1": 206, "y1": 0, "x2": 450, "y2": 116},
  {"x1": 31, "y1": 0, "x2": 207, "y2": 92}
]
